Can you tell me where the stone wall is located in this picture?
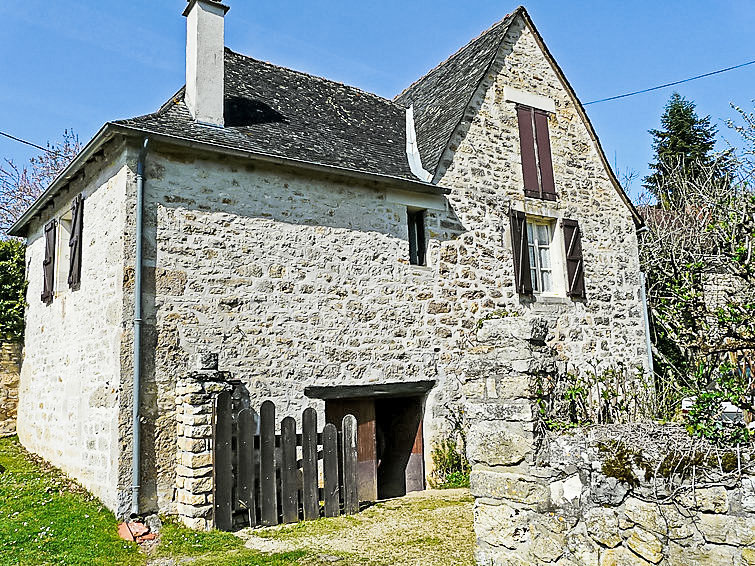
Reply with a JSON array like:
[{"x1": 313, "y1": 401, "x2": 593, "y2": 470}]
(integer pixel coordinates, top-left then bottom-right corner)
[
  {"x1": 136, "y1": 152, "x2": 464, "y2": 514},
  {"x1": 0, "y1": 342, "x2": 21, "y2": 436},
  {"x1": 436, "y1": 17, "x2": 648, "y2": 372},
  {"x1": 17, "y1": 139, "x2": 129, "y2": 511},
  {"x1": 472, "y1": 422, "x2": 755, "y2": 565}
]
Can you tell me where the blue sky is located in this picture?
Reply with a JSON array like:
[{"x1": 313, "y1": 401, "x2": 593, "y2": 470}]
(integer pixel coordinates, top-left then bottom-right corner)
[{"x1": 1, "y1": 1, "x2": 753, "y2": 200}]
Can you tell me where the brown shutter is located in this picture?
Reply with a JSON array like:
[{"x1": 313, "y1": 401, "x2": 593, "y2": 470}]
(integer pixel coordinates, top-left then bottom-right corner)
[
  {"x1": 509, "y1": 209, "x2": 533, "y2": 295},
  {"x1": 516, "y1": 106, "x2": 540, "y2": 198},
  {"x1": 68, "y1": 194, "x2": 84, "y2": 290},
  {"x1": 563, "y1": 219, "x2": 586, "y2": 299},
  {"x1": 41, "y1": 220, "x2": 56, "y2": 304},
  {"x1": 534, "y1": 110, "x2": 557, "y2": 201}
]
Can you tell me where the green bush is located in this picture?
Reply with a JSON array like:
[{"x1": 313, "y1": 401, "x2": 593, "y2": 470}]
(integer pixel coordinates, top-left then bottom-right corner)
[{"x1": 0, "y1": 239, "x2": 26, "y2": 342}]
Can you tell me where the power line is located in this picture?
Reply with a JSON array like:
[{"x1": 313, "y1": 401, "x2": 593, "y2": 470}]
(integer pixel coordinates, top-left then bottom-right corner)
[
  {"x1": 584, "y1": 58, "x2": 755, "y2": 106},
  {"x1": 0, "y1": 130, "x2": 57, "y2": 154}
]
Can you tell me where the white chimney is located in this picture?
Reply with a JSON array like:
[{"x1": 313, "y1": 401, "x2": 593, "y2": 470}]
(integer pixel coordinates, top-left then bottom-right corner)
[{"x1": 183, "y1": 0, "x2": 230, "y2": 127}]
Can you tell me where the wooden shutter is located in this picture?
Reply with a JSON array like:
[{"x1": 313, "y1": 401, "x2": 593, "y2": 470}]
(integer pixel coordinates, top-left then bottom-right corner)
[
  {"x1": 563, "y1": 219, "x2": 586, "y2": 299},
  {"x1": 534, "y1": 110, "x2": 557, "y2": 201},
  {"x1": 509, "y1": 209, "x2": 533, "y2": 295},
  {"x1": 68, "y1": 194, "x2": 84, "y2": 289},
  {"x1": 516, "y1": 106, "x2": 540, "y2": 198},
  {"x1": 41, "y1": 220, "x2": 56, "y2": 304}
]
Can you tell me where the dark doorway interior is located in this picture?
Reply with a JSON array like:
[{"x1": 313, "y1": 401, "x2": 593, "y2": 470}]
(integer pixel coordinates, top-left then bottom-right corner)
[
  {"x1": 325, "y1": 395, "x2": 425, "y2": 501},
  {"x1": 376, "y1": 397, "x2": 424, "y2": 499}
]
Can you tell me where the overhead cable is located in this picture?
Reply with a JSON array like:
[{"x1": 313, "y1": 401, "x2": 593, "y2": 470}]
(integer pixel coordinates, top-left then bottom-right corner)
[{"x1": 584, "y1": 58, "x2": 755, "y2": 105}]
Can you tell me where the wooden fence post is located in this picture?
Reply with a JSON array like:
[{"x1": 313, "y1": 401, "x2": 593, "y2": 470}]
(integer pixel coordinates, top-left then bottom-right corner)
[
  {"x1": 323, "y1": 423, "x2": 340, "y2": 517},
  {"x1": 280, "y1": 416, "x2": 299, "y2": 523},
  {"x1": 342, "y1": 414, "x2": 359, "y2": 515},
  {"x1": 213, "y1": 391, "x2": 233, "y2": 531},
  {"x1": 238, "y1": 408, "x2": 258, "y2": 527},
  {"x1": 260, "y1": 400, "x2": 277, "y2": 526},
  {"x1": 301, "y1": 407, "x2": 319, "y2": 520}
]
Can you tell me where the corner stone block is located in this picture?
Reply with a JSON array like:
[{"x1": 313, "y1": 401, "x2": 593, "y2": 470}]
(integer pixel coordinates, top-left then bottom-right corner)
[
  {"x1": 474, "y1": 501, "x2": 526, "y2": 550},
  {"x1": 467, "y1": 420, "x2": 531, "y2": 466},
  {"x1": 465, "y1": 401, "x2": 534, "y2": 423},
  {"x1": 470, "y1": 470, "x2": 550, "y2": 509}
]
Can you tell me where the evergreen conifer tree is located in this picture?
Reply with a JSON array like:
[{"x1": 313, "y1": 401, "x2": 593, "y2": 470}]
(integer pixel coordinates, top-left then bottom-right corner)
[{"x1": 643, "y1": 93, "x2": 721, "y2": 208}]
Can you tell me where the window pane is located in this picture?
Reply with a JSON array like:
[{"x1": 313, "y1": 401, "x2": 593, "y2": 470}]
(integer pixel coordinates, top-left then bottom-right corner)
[
  {"x1": 531, "y1": 269, "x2": 539, "y2": 291},
  {"x1": 541, "y1": 270, "x2": 552, "y2": 292},
  {"x1": 528, "y1": 245, "x2": 536, "y2": 267},
  {"x1": 526, "y1": 221, "x2": 534, "y2": 240},
  {"x1": 539, "y1": 246, "x2": 550, "y2": 269},
  {"x1": 537, "y1": 223, "x2": 549, "y2": 243}
]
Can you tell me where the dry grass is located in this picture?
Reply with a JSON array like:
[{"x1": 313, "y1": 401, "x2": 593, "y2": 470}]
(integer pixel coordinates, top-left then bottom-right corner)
[{"x1": 238, "y1": 489, "x2": 475, "y2": 566}]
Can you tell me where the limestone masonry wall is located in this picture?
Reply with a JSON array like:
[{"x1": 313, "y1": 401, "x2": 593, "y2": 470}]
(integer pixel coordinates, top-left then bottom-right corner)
[
  {"x1": 138, "y1": 152, "x2": 463, "y2": 513},
  {"x1": 17, "y1": 141, "x2": 129, "y2": 511},
  {"x1": 473, "y1": 422, "x2": 755, "y2": 565},
  {"x1": 0, "y1": 342, "x2": 21, "y2": 436}
]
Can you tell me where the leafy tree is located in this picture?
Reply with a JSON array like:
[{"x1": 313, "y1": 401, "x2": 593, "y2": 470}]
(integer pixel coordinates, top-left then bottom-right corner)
[
  {"x1": 0, "y1": 130, "x2": 81, "y2": 235},
  {"x1": 0, "y1": 130, "x2": 80, "y2": 342},
  {"x1": 0, "y1": 239, "x2": 26, "y2": 342},
  {"x1": 643, "y1": 93, "x2": 726, "y2": 208},
  {"x1": 640, "y1": 128, "x2": 755, "y2": 443}
]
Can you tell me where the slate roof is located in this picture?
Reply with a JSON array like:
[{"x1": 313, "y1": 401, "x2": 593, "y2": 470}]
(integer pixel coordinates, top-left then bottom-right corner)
[
  {"x1": 394, "y1": 13, "x2": 516, "y2": 176},
  {"x1": 9, "y1": 6, "x2": 643, "y2": 236},
  {"x1": 115, "y1": 48, "x2": 416, "y2": 181}
]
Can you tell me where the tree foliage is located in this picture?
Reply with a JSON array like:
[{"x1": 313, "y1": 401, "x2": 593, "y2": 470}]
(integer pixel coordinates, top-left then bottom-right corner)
[
  {"x1": 643, "y1": 93, "x2": 726, "y2": 208},
  {"x1": 0, "y1": 130, "x2": 80, "y2": 342},
  {"x1": 0, "y1": 239, "x2": 26, "y2": 342},
  {"x1": 640, "y1": 105, "x2": 755, "y2": 443},
  {"x1": 0, "y1": 130, "x2": 81, "y2": 235}
]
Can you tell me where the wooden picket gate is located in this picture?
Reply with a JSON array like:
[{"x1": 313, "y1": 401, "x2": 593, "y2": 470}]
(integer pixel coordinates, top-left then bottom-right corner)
[{"x1": 213, "y1": 393, "x2": 359, "y2": 530}]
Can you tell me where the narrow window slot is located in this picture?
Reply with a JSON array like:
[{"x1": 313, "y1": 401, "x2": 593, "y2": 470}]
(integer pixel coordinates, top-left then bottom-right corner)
[{"x1": 407, "y1": 209, "x2": 427, "y2": 266}]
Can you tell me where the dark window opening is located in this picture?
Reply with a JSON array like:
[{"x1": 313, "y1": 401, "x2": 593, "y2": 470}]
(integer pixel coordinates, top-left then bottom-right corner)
[
  {"x1": 408, "y1": 208, "x2": 427, "y2": 266},
  {"x1": 516, "y1": 105, "x2": 556, "y2": 201}
]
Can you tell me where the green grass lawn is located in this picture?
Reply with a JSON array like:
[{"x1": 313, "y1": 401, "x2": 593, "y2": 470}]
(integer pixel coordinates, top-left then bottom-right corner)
[
  {"x1": 0, "y1": 436, "x2": 306, "y2": 566},
  {"x1": 0, "y1": 436, "x2": 473, "y2": 566},
  {"x1": 0, "y1": 436, "x2": 141, "y2": 566}
]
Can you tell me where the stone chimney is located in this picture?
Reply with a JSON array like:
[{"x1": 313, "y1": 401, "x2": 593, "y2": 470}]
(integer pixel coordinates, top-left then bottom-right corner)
[{"x1": 183, "y1": 0, "x2": 230, "y2": 127}]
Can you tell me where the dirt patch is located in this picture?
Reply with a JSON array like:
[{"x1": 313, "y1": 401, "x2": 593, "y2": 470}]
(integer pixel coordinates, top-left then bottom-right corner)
[{"x1": 238, "y1": 489, "x2": 475, "y2": 566}]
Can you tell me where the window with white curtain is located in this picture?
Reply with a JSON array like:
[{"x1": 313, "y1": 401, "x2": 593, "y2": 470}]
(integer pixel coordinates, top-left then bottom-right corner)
[{"x1": 526, "y1": 219, "x2": 553, "y2": 293}]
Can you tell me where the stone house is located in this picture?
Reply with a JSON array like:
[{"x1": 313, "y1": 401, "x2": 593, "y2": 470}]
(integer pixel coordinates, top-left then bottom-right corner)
[{"x1": 8, "y1": 1, "x2": 649, "y2": 522}]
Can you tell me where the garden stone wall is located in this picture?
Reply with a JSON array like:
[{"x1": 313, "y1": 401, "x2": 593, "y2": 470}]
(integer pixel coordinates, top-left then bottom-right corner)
[
  {"x1": 0, "y1": 342, "x2": 21, "y2": 436},
  {"x1": 472, "y1": 420, "x2": 755, "y2": 565}
]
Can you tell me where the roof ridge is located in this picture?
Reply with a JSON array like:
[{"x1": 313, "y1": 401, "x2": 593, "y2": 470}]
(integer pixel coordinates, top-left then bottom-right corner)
[
  {"x1": 224, "y1": 47, "x2": 405, "y2": 110},
  {"x1": 393, "y1": 11, "x2": 516, "y2": 102}
]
